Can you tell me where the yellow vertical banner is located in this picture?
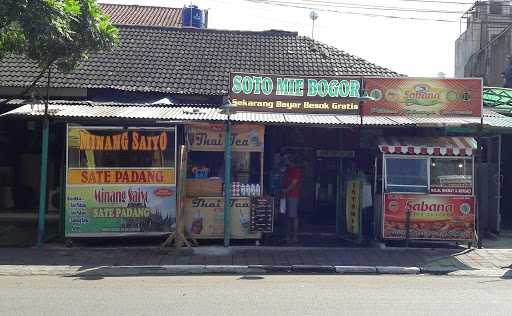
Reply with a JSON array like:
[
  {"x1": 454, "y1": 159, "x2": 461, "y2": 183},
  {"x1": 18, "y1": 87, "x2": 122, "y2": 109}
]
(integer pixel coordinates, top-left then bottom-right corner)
[{"x1": 346, "y1": 179, "x2": 361, "y2": 235}]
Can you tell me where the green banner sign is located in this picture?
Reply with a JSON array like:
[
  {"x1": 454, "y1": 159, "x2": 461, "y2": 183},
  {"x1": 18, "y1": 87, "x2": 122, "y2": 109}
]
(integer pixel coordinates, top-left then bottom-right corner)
[{"x1": 229, "y1": 72, "x2": 362, "y2": 114}]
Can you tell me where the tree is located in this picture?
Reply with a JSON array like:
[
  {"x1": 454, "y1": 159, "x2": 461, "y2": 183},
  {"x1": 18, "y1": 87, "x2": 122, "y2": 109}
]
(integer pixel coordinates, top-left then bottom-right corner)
[
  {"x1": 0, "y1": 0, "x2": 118, "y2": 101},
  {"x1": 0, "y1": 0, "x2": 119, "y2": 246}
]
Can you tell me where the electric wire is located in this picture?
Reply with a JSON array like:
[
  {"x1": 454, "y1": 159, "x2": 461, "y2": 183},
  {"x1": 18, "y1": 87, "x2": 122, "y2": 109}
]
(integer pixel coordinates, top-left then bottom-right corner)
[
  {"x1": 242, "y1": 0, "x2": 512, "y2": 24},
  {"x1": 243, "y1": 0, "x2": 462, "y2": 22},
  {"x1": 250, "y1": 0, "x2": 467, "y2": 14}
]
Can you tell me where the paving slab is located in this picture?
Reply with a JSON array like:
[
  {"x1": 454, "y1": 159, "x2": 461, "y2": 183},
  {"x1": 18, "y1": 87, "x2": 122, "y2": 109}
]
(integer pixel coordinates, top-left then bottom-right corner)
[{"x1": 0, "y1": 245, "x2": 510, "y2": 277}]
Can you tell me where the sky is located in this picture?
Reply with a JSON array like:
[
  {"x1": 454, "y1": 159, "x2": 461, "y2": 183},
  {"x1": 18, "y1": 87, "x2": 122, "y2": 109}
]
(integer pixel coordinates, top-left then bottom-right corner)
[{"x1": 100, "y1": 0, "x2": 477, "y2": 77}]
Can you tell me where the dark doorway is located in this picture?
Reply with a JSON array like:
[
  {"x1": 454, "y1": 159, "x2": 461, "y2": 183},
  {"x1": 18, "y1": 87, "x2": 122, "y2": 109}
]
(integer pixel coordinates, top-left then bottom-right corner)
[{"x1": 264, "y1": 126, "x2": 347, "y2": 237}]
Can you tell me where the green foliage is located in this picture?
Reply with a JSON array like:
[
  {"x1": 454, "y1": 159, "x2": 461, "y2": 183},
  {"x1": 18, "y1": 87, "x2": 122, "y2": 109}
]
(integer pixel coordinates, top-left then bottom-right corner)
[{"x1": 0, "y1": 0, "x2": 118, "y2": 72}]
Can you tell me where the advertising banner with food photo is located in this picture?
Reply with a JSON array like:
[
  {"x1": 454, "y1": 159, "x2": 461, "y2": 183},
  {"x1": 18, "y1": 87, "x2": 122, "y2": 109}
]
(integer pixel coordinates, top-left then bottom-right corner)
[
  {"x1": 184, "y1": 197, "x2": 259, "y2": 239},
  {"x1": 383, "y1": 194, "x2": 475, "y2": 241},
  {"x1": 364, "y1": 78, "x2": 482, "y2": 117},
  {"x1": 229, "y1": 72, "x2": 361, "y2": 114},
  {"x1": 185, "y1": 123, "x2": 264, "y2": 152},
  {"x1": 66, "y1": 184, "x2": 176, "y2": 235},
  {"x1": 66, "y1": 126, "x2": 177, "y2": 237}
]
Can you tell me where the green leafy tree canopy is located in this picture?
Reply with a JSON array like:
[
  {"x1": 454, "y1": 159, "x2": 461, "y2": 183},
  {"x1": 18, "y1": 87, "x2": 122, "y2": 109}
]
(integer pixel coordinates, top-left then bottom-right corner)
[{"x1": 0, "y1": 0, "x2": 118, "y2": 72}]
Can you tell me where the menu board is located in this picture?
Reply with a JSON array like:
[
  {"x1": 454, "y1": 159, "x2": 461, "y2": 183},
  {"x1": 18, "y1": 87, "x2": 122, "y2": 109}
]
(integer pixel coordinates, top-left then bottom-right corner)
[{"x1": 250, "y1": 196, "x2": 274, "y2": 233}]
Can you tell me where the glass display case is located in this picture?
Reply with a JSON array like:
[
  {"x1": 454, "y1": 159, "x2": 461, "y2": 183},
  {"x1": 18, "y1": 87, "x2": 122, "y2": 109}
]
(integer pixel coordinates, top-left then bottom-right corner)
[{"x1": 381, "y1": 152, "x2": 475, "y2": 242}]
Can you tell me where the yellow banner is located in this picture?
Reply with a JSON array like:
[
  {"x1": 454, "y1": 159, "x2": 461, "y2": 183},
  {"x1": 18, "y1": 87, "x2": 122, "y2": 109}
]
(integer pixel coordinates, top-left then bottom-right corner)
[
  {"x1": 346, "y1": 180, "x2": 361, "y2": 235},
  {"x1": 68, "y1": 168, "x2": 175, "y2": 185}
]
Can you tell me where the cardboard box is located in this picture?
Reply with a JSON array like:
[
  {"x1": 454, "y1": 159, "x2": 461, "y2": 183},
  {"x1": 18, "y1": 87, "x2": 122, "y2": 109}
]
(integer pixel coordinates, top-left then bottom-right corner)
[{"x1": 186, "y1": 178, "x2": 223, "y2": 197}]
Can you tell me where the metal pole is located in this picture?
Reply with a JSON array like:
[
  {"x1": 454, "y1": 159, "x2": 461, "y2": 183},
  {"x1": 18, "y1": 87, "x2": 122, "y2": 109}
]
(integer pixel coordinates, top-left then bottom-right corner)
[
  {"x1": 223, "y1": 116, "x2": 232, "y2": 247},
  {"x1": 37, "y1": 117, "x2": 49, "y2": 247},
  {"x1": 405, "y1": 208, "x2": 411, "y2": 248},
  {"x1": 476, "y1": 116, "x2": 483, "y2": 249},
  {"x1": 359, "y1": 77, "x2": 365, "y2": 126},
  {"x1": 37, "y1": 65, "x2": 51, "y2": 247}
]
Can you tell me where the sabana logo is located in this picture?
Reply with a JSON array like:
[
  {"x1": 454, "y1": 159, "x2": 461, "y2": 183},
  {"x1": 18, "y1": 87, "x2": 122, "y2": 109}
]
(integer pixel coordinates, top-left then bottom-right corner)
[
  {"x1": 405, "y1": 200, "x2": 453, "y2": 213},
  {"x1": 404, "y1": 85, "x2": 441, "y2": 106}
]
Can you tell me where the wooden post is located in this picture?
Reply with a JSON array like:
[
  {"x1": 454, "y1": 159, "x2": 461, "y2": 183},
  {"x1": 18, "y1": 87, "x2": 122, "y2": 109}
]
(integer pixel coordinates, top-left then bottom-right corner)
[{"x1": 162, "y1": 145, "x2": 197, "y2": 248}]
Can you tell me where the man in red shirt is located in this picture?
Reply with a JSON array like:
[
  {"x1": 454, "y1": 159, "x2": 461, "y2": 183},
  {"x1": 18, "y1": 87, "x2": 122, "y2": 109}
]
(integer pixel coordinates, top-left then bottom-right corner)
[{"x1": 282, "y1": 155, "x2": 302, "y2": 243}]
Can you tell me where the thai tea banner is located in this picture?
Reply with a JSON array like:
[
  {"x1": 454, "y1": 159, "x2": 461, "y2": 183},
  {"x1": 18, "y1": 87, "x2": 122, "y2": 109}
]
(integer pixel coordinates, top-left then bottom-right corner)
[
  {"x1": 185, "y1": 123, "x2": 264, "y2": 152},
  {"x1": 229, "y1": 72, "x2": 361, "y2": 114},
  {"x1": 383, "y1": 194, "x2": 475, "y2": 241},
  {"x1": 184, "y1": 197, "x2": 259, "y2": 239},
  {"x1": 364, "y1": 78, "x2": 482, "y2": 117}
]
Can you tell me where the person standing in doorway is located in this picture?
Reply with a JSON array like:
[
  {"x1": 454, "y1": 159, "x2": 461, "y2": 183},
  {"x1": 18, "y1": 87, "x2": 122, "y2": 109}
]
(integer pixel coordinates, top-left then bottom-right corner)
[
  {"x1": 269, "y1": 154, "x2": 286, "y2": 244},
  {"x1": 282, "y1": 155, "x2": 303, "y2": 244}
]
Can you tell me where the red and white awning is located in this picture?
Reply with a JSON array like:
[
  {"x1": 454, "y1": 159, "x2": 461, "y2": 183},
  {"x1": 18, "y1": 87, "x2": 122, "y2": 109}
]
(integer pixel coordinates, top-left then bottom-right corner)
[{"x1": 379, "y1": 137, "x2": 477, "y2": 156}]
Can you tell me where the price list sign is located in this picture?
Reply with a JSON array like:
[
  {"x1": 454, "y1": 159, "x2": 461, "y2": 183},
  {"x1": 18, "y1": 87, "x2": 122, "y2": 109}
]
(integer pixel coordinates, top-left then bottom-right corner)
[{"x1": 250, "y1": 197, "x2": 274, "y2": 233}]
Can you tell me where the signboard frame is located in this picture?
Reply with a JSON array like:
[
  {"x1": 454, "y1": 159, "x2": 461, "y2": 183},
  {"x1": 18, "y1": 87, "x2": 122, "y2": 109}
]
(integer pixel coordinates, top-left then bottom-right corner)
[
  {"x1": 382, "y1": 193, "x2": 476, "y2": 241},
  {"x1": 229, "y1": 72, "x2": 362, "y2": 114},
  {"x1": 363, "y1": 77, "x2": 483, "y2": 118},
  {"x1": 65, "y1": 124, "x2": 177, "y2": 237},
  {"x1": 185, "y1": 123, "x2": 265, "y2": 152}
]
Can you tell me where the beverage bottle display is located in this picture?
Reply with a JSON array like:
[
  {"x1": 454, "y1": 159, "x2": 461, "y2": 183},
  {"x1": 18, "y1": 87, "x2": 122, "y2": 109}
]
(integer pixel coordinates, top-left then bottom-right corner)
[
  {"x1": 232, "y1": 182, "x2": 237, "y2": 196},
  {"x1": 255, "y1": 184, "x2": 261, "y2": 196}
]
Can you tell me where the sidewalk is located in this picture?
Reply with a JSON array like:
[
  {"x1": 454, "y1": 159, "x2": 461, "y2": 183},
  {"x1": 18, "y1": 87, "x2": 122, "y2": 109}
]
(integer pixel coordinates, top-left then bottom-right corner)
[{"x1": 0, "y1": 245, "x2": 511, "y2": 277}]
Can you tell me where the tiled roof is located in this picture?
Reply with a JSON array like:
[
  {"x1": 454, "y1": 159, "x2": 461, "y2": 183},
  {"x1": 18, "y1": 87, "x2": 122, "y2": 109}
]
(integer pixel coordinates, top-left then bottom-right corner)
[
  {"x1": 0, "y1": 26, "x2": 400, "y2": 96},
  {"x1": 98, "y1": 3, "x2": 182, "y2": 27}
]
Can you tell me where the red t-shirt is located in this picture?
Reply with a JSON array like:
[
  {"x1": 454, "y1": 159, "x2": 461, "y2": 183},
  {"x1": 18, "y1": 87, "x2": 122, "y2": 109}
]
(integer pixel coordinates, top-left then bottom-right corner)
[{"x1": 283, "y1": 166, "x2": 302, "y2": 198}]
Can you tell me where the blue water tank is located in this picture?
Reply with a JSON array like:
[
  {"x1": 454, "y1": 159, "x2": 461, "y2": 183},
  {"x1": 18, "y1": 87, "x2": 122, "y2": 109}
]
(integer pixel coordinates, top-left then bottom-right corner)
[{"x1": 182, "y1": 5, "x2": 205, "y2": 28}]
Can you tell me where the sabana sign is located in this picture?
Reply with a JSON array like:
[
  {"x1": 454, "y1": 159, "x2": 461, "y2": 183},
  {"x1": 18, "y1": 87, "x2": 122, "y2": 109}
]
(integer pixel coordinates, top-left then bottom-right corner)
[{"x1": 229, "y1": 72, "x2": 361, "y2": 114}]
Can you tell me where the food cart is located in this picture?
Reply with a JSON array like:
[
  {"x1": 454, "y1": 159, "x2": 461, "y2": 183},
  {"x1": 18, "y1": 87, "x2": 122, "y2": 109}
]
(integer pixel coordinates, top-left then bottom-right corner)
[
  {"x1": 375, "y1": 136, "x2": 477, "y2": 245},
  {"x1": 183, "y1": 123, "x2": 272, "y2": 240}
]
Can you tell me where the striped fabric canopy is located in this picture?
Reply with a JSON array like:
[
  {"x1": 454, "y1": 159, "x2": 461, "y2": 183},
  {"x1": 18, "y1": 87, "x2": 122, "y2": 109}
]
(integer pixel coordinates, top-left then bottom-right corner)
[{"x1": 378, "y1": 137, "x2": 477, "y2": 156}]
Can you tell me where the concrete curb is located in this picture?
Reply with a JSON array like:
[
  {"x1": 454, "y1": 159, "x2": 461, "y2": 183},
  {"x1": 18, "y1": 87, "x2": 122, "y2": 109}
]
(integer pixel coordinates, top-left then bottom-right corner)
[
  {"x1": 376, "y1": 266, "x2": 421, "y2": 274},
  {"x1": 0, "y1": 264, "x2": 509, "y2": 278},
  {"x1": 335, "y1": 266, "x2": 377, "y2": 274},
  {"x1": 419, "y1": 267, "x2": 459, "y2": 275}
]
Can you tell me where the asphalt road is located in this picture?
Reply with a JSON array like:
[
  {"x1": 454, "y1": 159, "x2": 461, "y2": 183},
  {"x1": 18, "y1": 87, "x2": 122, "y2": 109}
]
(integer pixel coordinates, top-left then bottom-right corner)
[{"x1": 1, "y1": 275, "x2": 511, "y2": 316}]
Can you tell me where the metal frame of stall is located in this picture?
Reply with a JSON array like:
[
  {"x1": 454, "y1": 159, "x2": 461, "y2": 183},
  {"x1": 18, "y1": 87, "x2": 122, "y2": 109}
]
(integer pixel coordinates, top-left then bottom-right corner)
[
  {"x1": 183, "y1": 122, "x2": 266, "y2": 244},
  {"x1": 375, "y1": 137, "x2": 477, "y2": 246}
]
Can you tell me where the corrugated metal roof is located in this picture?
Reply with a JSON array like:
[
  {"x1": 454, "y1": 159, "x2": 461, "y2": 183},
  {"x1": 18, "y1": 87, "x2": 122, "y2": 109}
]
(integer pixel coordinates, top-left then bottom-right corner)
[
  {"x1": 283, "y1": 114, "x2": 344, "y2": 125},
  {"x1": 483, "y1": 117, "x2": 512, "y2": 128},
  {"x1": 410, "y1": 117, "x2": 481, "y2": 126},
  {"x1": 3, "y1": 101, "x2": 512, "y2": 129},
  {"x1": 230, "y1": 111, "x2": 285, "y2": 123},
  {"x1": 1, "y1": 103, "x2": 225, "y2": 121},
  {"x1": 362, "y1": 116, "x2": 405, "y2": 126},
  {"x1": 483, "y1": 107, "x2": 507, "y2": 118}
]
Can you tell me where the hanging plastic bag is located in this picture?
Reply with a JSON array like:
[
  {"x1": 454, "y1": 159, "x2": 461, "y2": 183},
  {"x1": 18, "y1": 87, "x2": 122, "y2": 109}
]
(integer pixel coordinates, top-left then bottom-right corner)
[{"x1": 279, "y1": 197, "x2": 286, "y2": 214}]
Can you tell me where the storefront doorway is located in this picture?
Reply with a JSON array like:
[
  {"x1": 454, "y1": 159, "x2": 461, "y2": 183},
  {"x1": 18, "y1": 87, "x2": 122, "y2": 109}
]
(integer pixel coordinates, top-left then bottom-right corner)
[{"x1": 265, "y1": 126, "x2": 355, "y2": 239}]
